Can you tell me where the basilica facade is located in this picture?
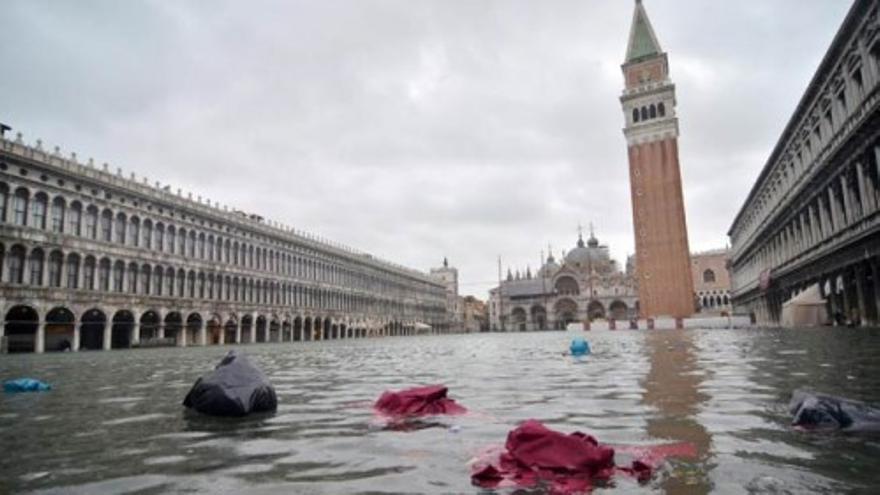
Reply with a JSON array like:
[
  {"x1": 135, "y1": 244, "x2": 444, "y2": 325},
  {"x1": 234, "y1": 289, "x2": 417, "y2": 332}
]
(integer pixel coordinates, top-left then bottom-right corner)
[{"x1": 489, "y1": 231, "x2": 639, "y2": 331}]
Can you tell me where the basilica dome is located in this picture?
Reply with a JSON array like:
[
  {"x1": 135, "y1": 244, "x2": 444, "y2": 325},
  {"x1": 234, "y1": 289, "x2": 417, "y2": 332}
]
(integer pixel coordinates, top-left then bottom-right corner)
[{"x1": 564, "y1": 233, "x2": 611, "y2": 268}]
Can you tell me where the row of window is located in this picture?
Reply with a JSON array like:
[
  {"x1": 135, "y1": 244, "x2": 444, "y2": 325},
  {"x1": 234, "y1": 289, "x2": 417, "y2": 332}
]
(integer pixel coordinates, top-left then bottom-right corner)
[
  {"x1": 0, "y1": 244, "x2": 444, "y2": 316},
  {"x1": 632, "y1": 102, "x2": 666, "y2": 123},
  {"x1": 734, "y1": 36, "x2": 878, "y2": 247},
  {"x1": 0, "y1": 181, "x2": 442, "y2": 301}
]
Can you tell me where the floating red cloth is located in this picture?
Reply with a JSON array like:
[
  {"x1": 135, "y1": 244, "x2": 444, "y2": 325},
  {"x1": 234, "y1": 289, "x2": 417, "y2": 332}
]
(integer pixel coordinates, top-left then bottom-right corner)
[
  {"x1": 374, "y1": 385, "x2": 467, "y2": 417},
  {"x1": 471, "y1": 420, "x2": 661, "y2": 493}
]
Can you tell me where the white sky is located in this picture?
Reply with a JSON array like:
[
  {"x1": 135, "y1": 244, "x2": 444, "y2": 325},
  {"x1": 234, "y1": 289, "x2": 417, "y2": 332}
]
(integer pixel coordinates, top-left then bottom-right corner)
[{"x1": 0, "y1": 0, "x2": 853, "y2": 297}]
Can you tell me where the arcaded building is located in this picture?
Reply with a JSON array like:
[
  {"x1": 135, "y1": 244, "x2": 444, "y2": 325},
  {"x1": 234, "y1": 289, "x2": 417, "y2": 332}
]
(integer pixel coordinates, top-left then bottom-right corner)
[
  {"x1": 489, "y1": 231, "x2": 639, "y2": 331},
  {"x1": 728, "y1": 0, "x2": 880, "y2": 326},
  {"x1": 0, "y1": 130, "x2": 448, "y2": 353},
  {"x1": 620, "y1": 0, "x2": 695, "y2": 318},
  {"x1": 691, "y1": 249, "x2": 732, "y2": 315}
]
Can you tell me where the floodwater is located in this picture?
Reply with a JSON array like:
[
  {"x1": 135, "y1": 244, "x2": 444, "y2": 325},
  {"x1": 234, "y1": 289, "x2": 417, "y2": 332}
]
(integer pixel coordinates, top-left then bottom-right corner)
[{"x1": 2, "y1": 329, "x2": 880, "y2": 494}]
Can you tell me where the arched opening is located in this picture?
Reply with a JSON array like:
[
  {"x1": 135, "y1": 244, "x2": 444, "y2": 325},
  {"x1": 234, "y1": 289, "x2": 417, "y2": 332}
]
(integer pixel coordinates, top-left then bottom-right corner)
[
  {"x1": 587, "y1": 300, "x2": 606, "y2": 321},
  {"x1": 331, "y1": 323, "x2": 339, "y2": 339},
  {"x1": 703, "y1": 269, "x2": 716, "y2": 284},
  {"x1": 207, "y1": 315, "x2": 222, "y2": 345},
  {"x1": 241, "y1": 314, "x2": 253, "y2": 344},
  {"x1": 186, "y1": 313, "x2": 202, "y2": 345},
  {"x1": 140, "y1": 311, "x2": 160, "y2": 341},
  {"x1": 304, "y1": 317, "x2": 313, "y2": 341},
  {"x1": 658, "y1": 102, "x2": 666, "y2": 117},
  {"x1": 255, "y1": 315, "x2": 267, "y2": 343},
  {"x1": 649, "y1": 104, "x2": 657, "y2": 119},
  {"x1": 4, "y1": 305, "x2": 39, "y2": 353},
  {"x1": 269, "y1": 318, "x2": 280, "y2": 342},
  {"x1": 111, "y1": 310, "x2": 135, "y2": 349},
  {"x1": 224, "y1": 318, "x2": 237, "y2": 344},
  {"x1": 164, "y1": 312, "x2": 183, "y2": 346},
  {"x1": 80, "y1": 308, "x2": 106, "y2": 350},
  {"x1": 554, "y1": 299, "x2": 578, "y2": 330},
  {"x1": 609, "y1": 300, "x2": 628, "y2": 321},
  {"x1": 633, "y1": 108, "x2": 640, "y2": 123},
  {"x1": 554, "y1": 276, "x2": 580, "y2": 295},
  {"x1": 640, "y1": 106, "x2": 648, "y2": 121},
  {"x1": 511, "y1": 307, "x2": 527, "y2": 332},
  {"x1": 531, "y1": 305, "x2": 547, "y2": 330},
  {"x1": 313, "y1": 317, "x2": 322, "y2": 340},
  {"x1": 45, "y1": 306, "x2": 75, "y2": 352},
  {"x1": 294, "y1": 317, "x2": 303, "y2": 341},
  {"x1": 323, "y1": 319, "x2": 331, "y2": 340},
  {"x1": 281, "y1": 320, "x2": 291, "y2": 342}
]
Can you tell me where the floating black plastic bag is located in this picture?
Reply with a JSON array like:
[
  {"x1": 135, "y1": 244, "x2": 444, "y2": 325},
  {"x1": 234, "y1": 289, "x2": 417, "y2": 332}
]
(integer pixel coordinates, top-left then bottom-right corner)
[
  {"x1": 790, "y1": 389, "x2": 880, "y2": 432},
  {"x1": 183, "y1": 351, "x2": 277, "y2": 417}
]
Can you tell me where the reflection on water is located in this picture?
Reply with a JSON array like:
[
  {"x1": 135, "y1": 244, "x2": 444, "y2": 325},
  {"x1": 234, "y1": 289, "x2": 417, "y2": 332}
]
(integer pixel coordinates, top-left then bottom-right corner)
[
  {"x1": 642, "y1": 330, "x2": 712, "y2": 494},
  {"x1": 2, "y1": 329, "x2": 880, "y2": 494}
]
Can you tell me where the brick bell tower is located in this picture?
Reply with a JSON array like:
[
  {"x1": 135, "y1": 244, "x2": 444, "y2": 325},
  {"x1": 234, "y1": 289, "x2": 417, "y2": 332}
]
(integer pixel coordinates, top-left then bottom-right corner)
[{"x1": 620, "y1": 0, "x2": 694, "y2": 318}]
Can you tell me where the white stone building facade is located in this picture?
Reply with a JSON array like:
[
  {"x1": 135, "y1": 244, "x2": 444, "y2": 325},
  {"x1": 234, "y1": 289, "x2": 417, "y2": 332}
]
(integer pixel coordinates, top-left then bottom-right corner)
[{"x1": 0, "y1": 131, "x2": 448, "y2": 353}]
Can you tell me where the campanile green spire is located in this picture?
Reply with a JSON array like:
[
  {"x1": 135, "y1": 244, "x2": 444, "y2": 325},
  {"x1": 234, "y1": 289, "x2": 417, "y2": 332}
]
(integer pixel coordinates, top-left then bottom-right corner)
[{"x1": 625, "y1": 0, "x2": 662, "y2": 63}]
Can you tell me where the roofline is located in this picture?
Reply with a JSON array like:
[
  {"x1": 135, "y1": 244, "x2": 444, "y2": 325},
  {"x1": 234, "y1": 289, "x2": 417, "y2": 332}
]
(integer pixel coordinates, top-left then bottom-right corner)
[{"x1": 727, "y1": 0, "x2": 868, "y2": 236}]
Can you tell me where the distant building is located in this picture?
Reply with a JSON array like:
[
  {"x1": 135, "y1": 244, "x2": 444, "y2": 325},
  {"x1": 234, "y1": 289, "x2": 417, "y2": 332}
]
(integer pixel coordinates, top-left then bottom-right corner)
[
  {"x1": 691, "y1": 249, "x2": 732, "y2": 315},
  {"x1": 489, "y1": 230, "x2": 639, "y2": 331},
  {"x1": 459, "y1": 295, "x2": 487, "y2": 333},
  {"x1": 727, "y1": 0, "x2": 880, "y2": 326},
  {"x1": 430, "y1": 258, "x2": 461, "y2": 330},
  {"x1": 620, "y1": 0, "x2": 695, "y2": 319}
]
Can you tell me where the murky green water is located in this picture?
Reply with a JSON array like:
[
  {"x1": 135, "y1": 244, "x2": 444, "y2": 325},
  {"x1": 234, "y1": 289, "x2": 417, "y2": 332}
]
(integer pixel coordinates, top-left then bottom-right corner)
[{"x1": 2, "y1": 329, "x2": 880, "y2": 494}]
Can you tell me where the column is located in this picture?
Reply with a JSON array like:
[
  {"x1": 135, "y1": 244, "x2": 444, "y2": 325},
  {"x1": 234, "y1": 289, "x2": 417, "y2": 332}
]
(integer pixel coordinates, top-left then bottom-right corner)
[
  {"x1": 103, "y1": 322, "x2": 112, "y2": 351},
  {"x1": 841, "y1": 173, "x2": 855, "y2": 222},
  {"x1": 872, "y1": 258, "x2": 880, "y2": 327},
  {"x1": 235, "y1": 320, "x2": 242, "y2": 344},
  {"x1": 198, "y1": 321, "x2": 207, "y2": 346},
  {"x1": 72, "y1": 321, "x2": 81, "y2": 352},
  {"x1": 132, "y1": 322, "x2": 140, "y2": 345},
  {"x1": 158, "y1": 322, "x2": 165, "y2": 339},
  {"x1": 856, "y1": 161, "x2": 874, "y2": 215},
  {"x1": 854, "y1": 264, "x2": 867, "y2": 327},
  {"x1": 179, "y1": 324, "x2": 187, "y2": 347},
  {"x1": 826, "y1": 188, "x2": 836, "y2": 233},
  {"x1": 250, "y1": 313, "x2": 256, "y2": 343},
  {"x1": 219, "y1": 323, "x2": 226, "y2": 345},
  {"x1": 35, "y1": 320, "x2": 45, "y2": 354},
  {"x1": 808, "y1": 204, "x2": 819, "y2": 246}
]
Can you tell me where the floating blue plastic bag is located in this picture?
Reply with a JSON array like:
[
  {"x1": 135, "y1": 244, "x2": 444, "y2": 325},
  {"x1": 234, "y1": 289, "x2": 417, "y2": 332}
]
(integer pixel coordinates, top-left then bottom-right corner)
[
  {"x1": 4, "y1": 378, "x2": 52, "y2": 393},
  {"x1": 570, "y1": 337, "x2": 591, "y2": 357}
]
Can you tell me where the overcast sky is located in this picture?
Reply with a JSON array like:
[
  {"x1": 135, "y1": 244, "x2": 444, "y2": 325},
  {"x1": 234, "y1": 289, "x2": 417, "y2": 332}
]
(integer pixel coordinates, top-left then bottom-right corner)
[{"x1": 1, "y1": 0, "x2": 852, "y2": 296}]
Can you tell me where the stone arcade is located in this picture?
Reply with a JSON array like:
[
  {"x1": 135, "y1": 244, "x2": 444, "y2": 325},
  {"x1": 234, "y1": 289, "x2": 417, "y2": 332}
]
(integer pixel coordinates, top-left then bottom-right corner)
[{"x1": 0, "y1": 131, "x2": 449, "y2": 353}]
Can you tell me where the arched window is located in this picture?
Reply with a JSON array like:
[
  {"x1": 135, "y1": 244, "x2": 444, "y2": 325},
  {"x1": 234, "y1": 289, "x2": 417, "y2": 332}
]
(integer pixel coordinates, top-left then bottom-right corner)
[
  {"x1": 188, "y1": 270, "x2": 196, "y2": 298},
  {"x1": 178, "y1": 228, "x2": 187, "y2": 256},
  {"x1": 141, "y1": 264, "x2": 151, "y2": 294},
  {"x1": 0, "y1": 183, "x2": 8, "y2": 222},
  {"x1": 197, "y1": 233, "x2": 205, "y2": 259},
  {"x1": 13, "y1": 188, "x2": 28, "y2": 226},
  {"x1": 67, "y1": 254, "x2": 80, "y2": 289},
  {"x1": 85, "y1": 206, "x2": 98, "y2": 239},
  {"x1": 114, "y1": 213, "x2": 126, "y2": 244},
  {"x1": 658, "y1": 102, "x2": 666, "y2": 117},
  {"x1": 703, "y1": 269, "x2": 716, "y2": 284},
  {"x1": 177, "y1": 268, "x2": 185, "y2": 297},
  {"x1": 153, "y1": 265, "x2": 162, "y2": 296},
  {"x1": 166, "y1": 267, "x2": 175, "y2": 296},
  {"x1": 633, "y1": 108, "x2": 640, "y2": 123},
  {"x1": 32, "y1": 193, "x2": 48, "y2": 229},
  {"x1": 51, "y1": 197, "x2": 65, "y2": 233},
  {"x1": 9, "y1": 245, "x2": 26, "y2": 283},
  {"x1": 28, "y1": 248, "x2": 44, "y2": 285},
  {"x1": 68, "y1": 201, "x2": 82, "y2": 236},
  {"x1": 113, "y1": 261, "x2": 125, "y2": 292},
  {"x1": 100, "y1": 210, "x2": 113, "y2": 241},
  {"x1": 142, "y1": 219, "x2": 153, "y2": 249},
  {"x1": 641, "y1": 106, "x2": 648, "y2": 121},
  {"x1": 83, "y1": 256, "x2": 96, "y2": 290},
  {"x1": 130, "y1": 217, "x2": 140, "y2": 247},
  {"x1": 188, "y1": 231, "x2": 196, "y2": 258},
  {"x1": 166, "y1": 226, "x2": 176, "y2": 254},
  {"x1": 155, "y1": 223, "x2": 165, "y2": 251},
  {"x1": 48, "y1": 250, "x2": 63, "y2": 287},
  {"x1": 127, "y1": 262, "x2": 138, "y2": 293},
  {"x1": 98, "y1": 258, "x2": 111, "y2": 291},
  {"x1": 649, "y1": 104, "x2": 657, "y2": 119}
]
